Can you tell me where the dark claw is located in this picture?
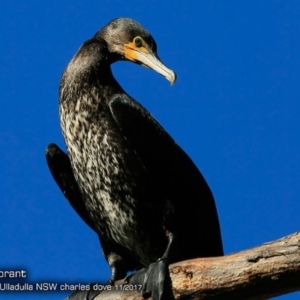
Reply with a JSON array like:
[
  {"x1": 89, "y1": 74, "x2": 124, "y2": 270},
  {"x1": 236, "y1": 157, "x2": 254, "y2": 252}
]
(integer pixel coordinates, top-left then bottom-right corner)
[
  {"x1": 126, "y1": 259, "x2": 174, "y2": 300},
  {"x1": 126, "y1": 233, "x2": 175, "y2": 300}
]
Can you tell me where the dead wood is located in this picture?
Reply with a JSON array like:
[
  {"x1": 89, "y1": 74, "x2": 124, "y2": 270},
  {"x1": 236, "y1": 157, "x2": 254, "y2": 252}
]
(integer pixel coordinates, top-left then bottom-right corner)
[{"x1": 94, "y1": 232, "x2": 300, "y2": 300}]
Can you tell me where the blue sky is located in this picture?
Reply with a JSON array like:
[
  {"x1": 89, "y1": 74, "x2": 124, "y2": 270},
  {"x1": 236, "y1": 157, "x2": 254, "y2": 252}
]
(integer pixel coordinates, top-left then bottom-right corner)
[{"x1": 1, "y1": 1, "x2": 300, "y2": 299}]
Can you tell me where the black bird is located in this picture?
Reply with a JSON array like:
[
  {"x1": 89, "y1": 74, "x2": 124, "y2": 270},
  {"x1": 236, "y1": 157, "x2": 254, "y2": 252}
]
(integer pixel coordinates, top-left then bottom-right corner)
[{"x1": 46, "y1": 18, "x2": 223, "y2": 300}]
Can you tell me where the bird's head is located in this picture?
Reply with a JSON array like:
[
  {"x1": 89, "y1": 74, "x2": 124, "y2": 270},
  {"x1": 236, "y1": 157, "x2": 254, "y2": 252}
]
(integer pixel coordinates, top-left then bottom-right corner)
[{"x1": 95, "y1": 18, "x2": 176, "y2": 84}]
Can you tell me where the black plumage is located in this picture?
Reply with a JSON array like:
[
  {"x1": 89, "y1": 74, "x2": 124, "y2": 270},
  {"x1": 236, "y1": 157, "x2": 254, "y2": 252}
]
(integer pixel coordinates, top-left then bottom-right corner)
[{"x1": 46, "y1": 18, "x2": 223, "y2": 300}]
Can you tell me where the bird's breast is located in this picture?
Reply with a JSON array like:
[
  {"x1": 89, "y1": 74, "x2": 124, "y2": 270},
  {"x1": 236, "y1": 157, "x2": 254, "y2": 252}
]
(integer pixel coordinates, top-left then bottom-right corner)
[{"x1": 59, "y1": 99, "x2": 163, "y2": 263}]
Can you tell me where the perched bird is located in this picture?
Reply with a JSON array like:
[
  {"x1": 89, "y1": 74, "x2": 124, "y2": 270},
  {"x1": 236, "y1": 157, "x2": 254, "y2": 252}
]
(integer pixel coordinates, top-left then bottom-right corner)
[{"x1": 46, "y1": 18, "x2": 223, "y2": 300}]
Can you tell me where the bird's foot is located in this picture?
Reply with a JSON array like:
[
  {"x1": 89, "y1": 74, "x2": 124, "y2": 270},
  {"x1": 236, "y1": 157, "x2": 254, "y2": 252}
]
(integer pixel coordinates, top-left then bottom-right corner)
[{"x1": 125, "y1": 258, "x2": 174, "y2": 300}]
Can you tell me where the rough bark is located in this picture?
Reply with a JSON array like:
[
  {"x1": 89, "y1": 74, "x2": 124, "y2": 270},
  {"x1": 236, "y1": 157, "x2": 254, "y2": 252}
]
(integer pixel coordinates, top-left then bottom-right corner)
[{"x1": 94, "y1": 231, "x2": 300, "y2": 300}]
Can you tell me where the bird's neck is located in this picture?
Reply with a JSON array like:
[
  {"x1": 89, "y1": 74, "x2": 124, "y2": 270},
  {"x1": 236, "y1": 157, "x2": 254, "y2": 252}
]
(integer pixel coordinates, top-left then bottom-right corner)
[{"x1": 59, "y1": 38, "x2": 123, "y2": 106}]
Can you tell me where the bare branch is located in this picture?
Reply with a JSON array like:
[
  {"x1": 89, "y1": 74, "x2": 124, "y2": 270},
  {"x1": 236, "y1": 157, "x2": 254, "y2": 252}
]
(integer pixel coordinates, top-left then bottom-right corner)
[{"x1": 94, "y1": 232, "x2": 300, "y2": 299}]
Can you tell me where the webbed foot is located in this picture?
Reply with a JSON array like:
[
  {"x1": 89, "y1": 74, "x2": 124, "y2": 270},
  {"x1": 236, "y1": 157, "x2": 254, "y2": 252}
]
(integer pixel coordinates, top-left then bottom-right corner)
[{"x1": 126, "y1": 257, "x2": 173, "y2": 300}]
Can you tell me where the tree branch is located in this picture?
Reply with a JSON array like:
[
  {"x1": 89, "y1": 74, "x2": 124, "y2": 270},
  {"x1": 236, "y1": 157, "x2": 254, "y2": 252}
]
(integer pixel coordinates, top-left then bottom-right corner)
[{"x1": 94, "y1": 232, "x2": 300, "y2": 299}]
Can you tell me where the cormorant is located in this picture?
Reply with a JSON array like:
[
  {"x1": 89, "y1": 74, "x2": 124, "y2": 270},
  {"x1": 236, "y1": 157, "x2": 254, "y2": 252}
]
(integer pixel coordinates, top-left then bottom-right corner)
[{"x1": 46, "y1": 18, "x2": 223, "y2": 300}]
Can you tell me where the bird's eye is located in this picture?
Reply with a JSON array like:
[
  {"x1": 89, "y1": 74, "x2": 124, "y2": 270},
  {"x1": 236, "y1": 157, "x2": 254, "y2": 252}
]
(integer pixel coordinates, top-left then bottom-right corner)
[{"x1": 134, "y1": 37, "x2": 143, "y2": 47}]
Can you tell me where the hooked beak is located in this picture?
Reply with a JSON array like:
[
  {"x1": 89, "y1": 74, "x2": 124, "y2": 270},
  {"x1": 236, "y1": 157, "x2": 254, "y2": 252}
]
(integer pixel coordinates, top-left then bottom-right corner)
[{"x1": 123, "y1": 42, "x2": 176, "y2": 85}]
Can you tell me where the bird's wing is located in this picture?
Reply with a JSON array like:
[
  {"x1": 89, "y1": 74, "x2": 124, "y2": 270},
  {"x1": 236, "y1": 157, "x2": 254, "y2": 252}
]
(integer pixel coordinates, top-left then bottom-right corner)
[
  {"x1": 46, "y1": 143, "x2": 98, "y2": 232},
  {"x1": 109, "y1": 96, "x2": 217, "y2": 212},
  {"x1": 108, "y1": 94, "x2": 223, "y2": 257},
  {"x1": 108, "y1": 93, "x2": 211, "y2": 198}
]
